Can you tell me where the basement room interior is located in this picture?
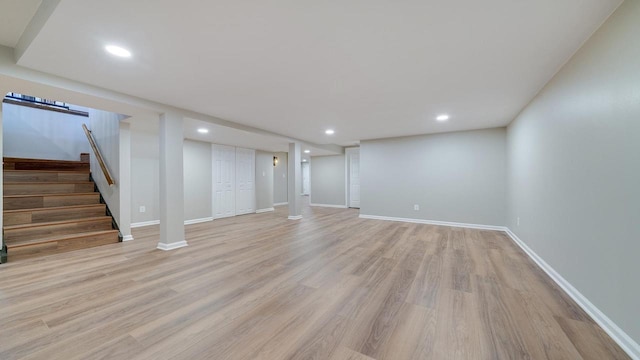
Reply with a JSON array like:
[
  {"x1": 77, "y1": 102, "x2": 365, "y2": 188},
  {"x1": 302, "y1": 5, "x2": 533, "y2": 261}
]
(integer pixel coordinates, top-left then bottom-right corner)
[{"x1": 0, "y1": 0, "x2": 638, "y2": 359}]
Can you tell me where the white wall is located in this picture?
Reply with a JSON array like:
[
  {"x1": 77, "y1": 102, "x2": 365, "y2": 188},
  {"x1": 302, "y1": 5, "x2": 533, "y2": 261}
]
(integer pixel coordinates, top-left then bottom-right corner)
[
  {"x1": 273, "y1": 151, "x2": 288, "y2": 204},
  {"x1": 2, "y1": 102, "x2": 90, "y2": 160},
  {"x1": 256, "y1": 151, "x2": 274, "y2": 211},
  {"x1": 360, "y1": 128, "x2": 506, "y2": 226},
  {"x1": 183, "y1": 139, "x2": 212, "y2": 221},
  {"x1": 87, "y1": 107, "x2": 121, "y2": 226},
  {"x1": 130, "y1": 119, "x2": 160, "y2": 225},
  {"x1": 507, "y1": 0, "x2": 640, "y2": 349},
  {"x1": 310, "y1": 155, "x2": 346, "y2": 206}
]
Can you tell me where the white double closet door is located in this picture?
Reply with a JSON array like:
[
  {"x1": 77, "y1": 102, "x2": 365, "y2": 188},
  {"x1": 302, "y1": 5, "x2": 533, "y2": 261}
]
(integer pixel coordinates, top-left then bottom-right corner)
[{"x1": 212, "y1": 145, "x2": 255, "y2": 219}]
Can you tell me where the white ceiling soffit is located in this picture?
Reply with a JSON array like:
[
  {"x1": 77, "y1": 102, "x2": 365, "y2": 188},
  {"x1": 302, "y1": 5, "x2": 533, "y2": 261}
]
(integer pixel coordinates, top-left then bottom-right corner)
[
  {"x1": 16, "y1": 0, "x2": 621, "y2": 146},
  {"x1": 0, "y1": 0, "x2": 41, "y2": 47},
  {"x1": 133, "y1": 117, "x2": 333, "y2": 156}
]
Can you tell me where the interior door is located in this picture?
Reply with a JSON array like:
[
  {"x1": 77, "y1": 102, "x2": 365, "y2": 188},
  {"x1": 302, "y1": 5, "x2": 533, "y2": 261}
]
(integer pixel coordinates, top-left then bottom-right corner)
[
  {"x1": 212, "y1": 144, "x2": 236, "y2": 219},
  {"x1": 349, "y1": 153, "x2": 360, "y2": 208},
  {"x1": 235, "y1": 147, "x2": 256, "y2": 215}
]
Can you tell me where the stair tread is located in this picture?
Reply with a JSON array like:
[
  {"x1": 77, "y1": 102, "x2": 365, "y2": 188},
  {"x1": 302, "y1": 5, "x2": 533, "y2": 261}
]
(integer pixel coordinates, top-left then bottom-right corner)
[
  {"x1": 3, "y1": 203, "x2": 106, "y2": 214},
  {"x1": 3, "y1": 192, "x2": 98, "y2": 198},
  {"x1": 3, "y1": 157, "x2": 88, "y2": 164},
  {"x1": 6, "y1": 230, "x2": 119, "y2": 248},
  {"x1": 3, "y1": 216, "x2": 112, "y2": 230},
  {"x1": 4, "y1": 181, "x2": 94, "y2": 184},
  {"x1": 3, "y1": 169, "x2": 90, "y2": 174}
]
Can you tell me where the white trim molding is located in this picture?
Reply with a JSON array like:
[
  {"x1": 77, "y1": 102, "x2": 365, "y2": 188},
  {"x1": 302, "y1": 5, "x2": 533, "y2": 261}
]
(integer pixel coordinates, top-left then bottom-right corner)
[
  {"x1": 157, "y1": 241, "x2": 188, "y2": 251},
  {"x1": 256, "y1": 208, "x2": 275, "y2": 214},
  {"x1": 122, "y1": 235, "x2": 134, "y2": 242},
  {"x1": 358, "y1": 214, "x2": 506, "y2": 231},
  {"x1": 504, "y1": 229, "x2": 640, "y2": 360},
  {"x1": 310, "y1": 203, "x2": 348, "y2": 209},
  {"x1": 130, "y1": 220, "x2": 160, "y2": 228},
  {"x1": 288, "y1": 215, "x2": 302, "y2": 220},
  {"x1": 184, "y1": 217, "x2": 214, "y2": 225},
  {"x1": 274, "y1": 202, "x2": 288, "y2": 207}
]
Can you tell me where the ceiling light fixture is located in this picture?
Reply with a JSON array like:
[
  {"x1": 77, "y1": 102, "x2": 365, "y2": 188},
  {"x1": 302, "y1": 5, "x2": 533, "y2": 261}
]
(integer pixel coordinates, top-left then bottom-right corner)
[
  {"x1": 302, "y1": 159, "x2": 307, "y2": 162},
  {"x1": 325, "y1": 129, "x2": 335, "y2": 135},
  {"x1": 197, "y1": 128, "x2": 209, "y2": 134},
  {"x1": 105, "y1": 45, "x2": 132, "y2": 58},
  {"x1": 304, "y1": 149, "x2": 310, "y2": 153},
  {"x1": 436, "y1": 114, "x2": 450, "y2": 122}
]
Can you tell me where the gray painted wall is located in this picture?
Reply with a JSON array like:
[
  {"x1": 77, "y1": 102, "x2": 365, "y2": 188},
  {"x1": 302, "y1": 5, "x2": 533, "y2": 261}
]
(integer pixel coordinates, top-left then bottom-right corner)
[
  {"x1": 360, "y1": 128, "x2": 506, "y2": 226},
  {"x1": 130, "y1": 120, "x2": 160, "y2": 224},
  {"x1": 310, "y1": 155, "x2": 346, "y2": 206},
  {"x1": 183, "y1": 139, "x2": 212, "y2": 221},
  {"x1": 507, "y1": 0, "x2": 639, "y2": 343},
  {"x1": 273, "y1": 151, "x2": 288, "y2": 204},
  {"x1": 256, "y1": 151, "x2": 274, "y2": 210},
  {"x1": 2, "y1": 103, "x2": 90, "y2": 161},
  {"x1": 87, "y1": 107, "x2": 121, "y2": 226}
]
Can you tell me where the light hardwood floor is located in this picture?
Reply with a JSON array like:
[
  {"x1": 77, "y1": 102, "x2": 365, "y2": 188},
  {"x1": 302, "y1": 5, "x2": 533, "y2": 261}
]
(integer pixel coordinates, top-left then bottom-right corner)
[{"x1": 0, "y1": 203, "x2": 630, "y2": 359}]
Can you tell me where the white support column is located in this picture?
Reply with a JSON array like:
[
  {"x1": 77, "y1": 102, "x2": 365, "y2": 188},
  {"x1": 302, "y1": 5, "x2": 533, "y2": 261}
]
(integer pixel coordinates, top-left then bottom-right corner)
[
  {"x1": 157, "y1": 112, "x2": 187, "y2": 250},
  {"x1": 119, "y1": 121, "x2": 133, "y2": 241},
  {"x1": 0, "y1": 103, "x2": 5, "y2": 263},
  {"x1": 287, "y1": 142, "x2": 302, "y2": 220}
]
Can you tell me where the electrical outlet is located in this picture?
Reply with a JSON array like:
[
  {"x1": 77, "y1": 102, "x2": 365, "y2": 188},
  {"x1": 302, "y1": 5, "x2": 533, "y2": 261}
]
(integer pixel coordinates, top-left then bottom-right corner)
[
  {"x1": 139, "y1": 206, "x2": 146, "y2": 213},
  {"x1": 262, "y1": 171, "x2": 266, "y2": 177},
  {"x1": 414, "y1": 204, "x2": 420, "y2": 211},
  {"x1": 517, "y1": 217, "x2": 520, "y2": 226}
]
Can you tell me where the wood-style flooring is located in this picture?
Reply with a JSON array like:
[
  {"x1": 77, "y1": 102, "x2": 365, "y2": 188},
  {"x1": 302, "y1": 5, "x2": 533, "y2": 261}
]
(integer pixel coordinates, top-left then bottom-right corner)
[{"x1": 0, "y1": 203, "x2": 630, "y2": 359}]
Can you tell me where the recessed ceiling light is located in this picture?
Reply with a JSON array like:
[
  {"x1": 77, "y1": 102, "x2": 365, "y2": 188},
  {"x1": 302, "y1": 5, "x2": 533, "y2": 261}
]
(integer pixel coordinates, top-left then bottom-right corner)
[
  {"x1": 105, "y1": 45, "x2": 132, "y2": 58},
  {"x1": 436, "y1": 114, "x2": 450, "y2": 121},
  {"x1": 304, "y1": 149, "x2": 310, "y2": 153},
  {"x1": 197, "y1": 128, "x2": 209, "y2": 134},
  {"x1": 302, "y1": 159, "x2": 307, "y2": 162},
  {"x1": 325, "y1": 129, "x2": 335, "y2": 135}
]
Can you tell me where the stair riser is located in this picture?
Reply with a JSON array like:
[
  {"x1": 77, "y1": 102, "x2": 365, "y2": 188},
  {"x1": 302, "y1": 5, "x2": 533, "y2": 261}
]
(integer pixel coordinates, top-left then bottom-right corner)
[
  {"x1": 4, "y1": 205, "x2": 107, "y2": 226},
  {"x1": 4, "y1": 218, "x2": 113, "y2": 242},
  {"x1": 7, "y1": 232, "x2": 119, "y2": 262},
  {"x1": 4, "y1": 183, "x2": 95, "y2": 196},
  {"x1": 3, "y1": 172, "x2": 89, "y2": 182},
  {"x1": 4, "y1": 194, "x2": 101, "y2": 210}
]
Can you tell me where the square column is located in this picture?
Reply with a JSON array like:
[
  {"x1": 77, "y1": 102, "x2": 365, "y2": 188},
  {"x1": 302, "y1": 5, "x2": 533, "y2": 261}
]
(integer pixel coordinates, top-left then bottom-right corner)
[
  {"x1": 0, "y1": 103, "x2": 5, "y2": 263},
  {"x1": 157, "y1": 112, "x2": 187, "y2": 250},
  {"x1": 287, "y1": 142, "x2": 302, "y2": 220},
  {"x1": 119, "y1": 121, "x2": 133, "y2": 241}
]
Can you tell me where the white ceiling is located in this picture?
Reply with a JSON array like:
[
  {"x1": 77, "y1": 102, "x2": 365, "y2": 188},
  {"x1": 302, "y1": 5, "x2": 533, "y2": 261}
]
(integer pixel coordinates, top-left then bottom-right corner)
[
  {"x1": 9, "y1": 0, "x2": 622, "y2": 146},
  {"x1": 0, "y1": 0, "x2": 41, "y2": 47}
]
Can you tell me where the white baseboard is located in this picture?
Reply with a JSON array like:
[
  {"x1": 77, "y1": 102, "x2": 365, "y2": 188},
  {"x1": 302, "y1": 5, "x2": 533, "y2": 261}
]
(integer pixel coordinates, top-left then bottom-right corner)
[
  {"x1": 358, "y1": 214, "x2": 506, "y2": 231},
  {"x1": 122, "y1": 235, "x2": 134, "y2": 242},
  {"x1": 256, "y1": 208, "x2": 275, "y2": 214},
  {"x1": 184, "y1": 217, "x2": 214, "y2": 225},
  {"x1": 130, "y1": 220, "x2": 160, "y2": 228},
  {"x1": 274, "y1": 202, "x2": 288, "y2": 207},
  {"x1": 133, "y1": 218, "x2": 215, "y2": 227},
  {"x1": 288, "y1": 215, "x2": 302, "y2": 220},
  {"x1": 310, "y1": 203, "x2": 348, "y2": 209},
  {"x1": 504, "y1": 229, "x2": 640, "y2": 360},
  {"x1": 156, "y1": 241, "x2": 188, "y2": 251}
]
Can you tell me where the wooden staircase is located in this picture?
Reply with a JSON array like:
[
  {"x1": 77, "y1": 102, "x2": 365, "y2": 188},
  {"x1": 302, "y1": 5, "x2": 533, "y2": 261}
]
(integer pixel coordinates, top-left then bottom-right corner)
[{"x1": 2, "y1": 155, "x2": 121, "y2": 261}]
